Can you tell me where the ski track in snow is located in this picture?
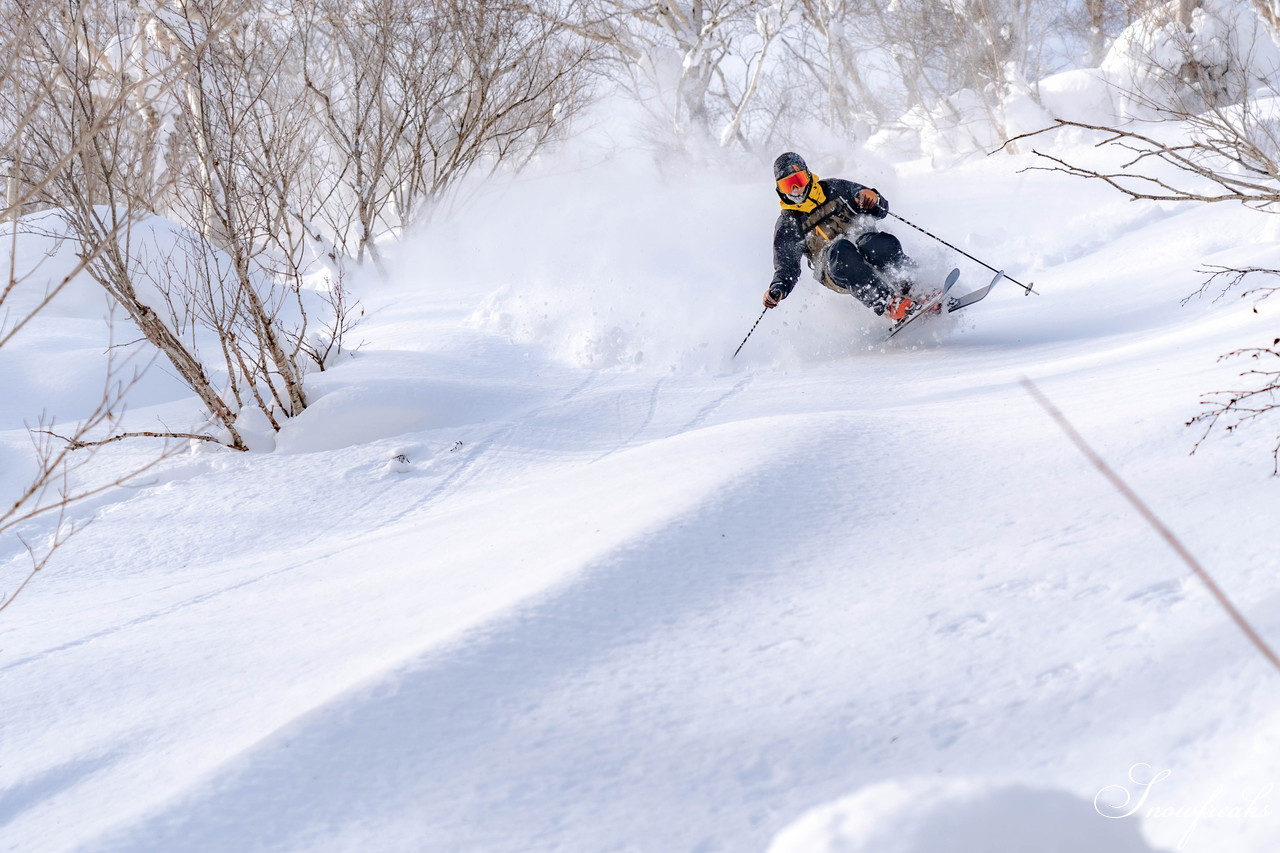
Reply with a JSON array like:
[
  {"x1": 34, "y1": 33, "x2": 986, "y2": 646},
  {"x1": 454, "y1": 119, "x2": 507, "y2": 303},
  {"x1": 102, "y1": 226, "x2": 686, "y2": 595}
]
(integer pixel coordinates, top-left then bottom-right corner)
[
  {"x1": 677, "y1": 374, "x2": 755, "y2": 435},
  {"x1": 0, "y1": 538, "x2": 350, "y2": 674},
  {"x1": 588, "y1": 375, "x2": 668, "y2": 464},
  {"x1": 407, "y1": 371, "x2": 606, "y2": 520}
]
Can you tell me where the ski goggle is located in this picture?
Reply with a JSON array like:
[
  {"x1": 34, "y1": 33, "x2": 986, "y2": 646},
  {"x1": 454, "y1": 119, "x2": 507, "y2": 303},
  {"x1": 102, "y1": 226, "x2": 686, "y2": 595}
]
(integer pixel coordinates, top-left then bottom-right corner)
[{"x1": 776, "y1": 170, "x2": 810, "y2": 194}]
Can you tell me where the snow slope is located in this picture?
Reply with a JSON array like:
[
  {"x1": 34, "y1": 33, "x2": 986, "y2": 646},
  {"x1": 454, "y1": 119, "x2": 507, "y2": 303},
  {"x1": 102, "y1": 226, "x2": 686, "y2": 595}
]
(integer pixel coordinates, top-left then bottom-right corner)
[{"x1": 2, "y1": 142, "x2": 1279, "y2": 853}]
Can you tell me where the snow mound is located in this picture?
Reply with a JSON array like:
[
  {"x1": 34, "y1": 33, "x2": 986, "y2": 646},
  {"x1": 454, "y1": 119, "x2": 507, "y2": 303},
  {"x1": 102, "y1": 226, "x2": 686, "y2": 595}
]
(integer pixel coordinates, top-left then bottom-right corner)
[
  {"x1": 1101, "y1": 0, "x2": 1280, "y2": 118},
  {"x1": 767, "y1": 777, "x2": 1170, "y2": 853},
  {"x1": 1037, "y1": 69, "x2": 1117, "y2": 124}
]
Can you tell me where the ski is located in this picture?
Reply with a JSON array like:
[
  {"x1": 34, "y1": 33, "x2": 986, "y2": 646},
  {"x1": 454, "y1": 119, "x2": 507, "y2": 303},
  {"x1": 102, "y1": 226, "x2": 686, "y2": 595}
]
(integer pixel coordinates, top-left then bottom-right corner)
[
  {"x1": 886, "y1": 268, "x2": 960, "y2": 339},
  {"x1": 946, "y1": 269, "x2": 1003, "y2": 313}
]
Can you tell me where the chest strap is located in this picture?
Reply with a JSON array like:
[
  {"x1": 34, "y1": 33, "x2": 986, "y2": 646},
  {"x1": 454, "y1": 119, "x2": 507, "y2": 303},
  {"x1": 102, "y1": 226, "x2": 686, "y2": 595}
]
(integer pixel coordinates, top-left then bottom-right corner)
[{"x1": 803, "y1": 196, "x2": 858, "y2": 242}]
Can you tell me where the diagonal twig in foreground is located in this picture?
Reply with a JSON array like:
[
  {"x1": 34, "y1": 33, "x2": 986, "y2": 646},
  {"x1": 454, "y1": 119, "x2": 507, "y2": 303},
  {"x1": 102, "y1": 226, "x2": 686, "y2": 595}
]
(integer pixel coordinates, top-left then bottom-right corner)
[{"x1": 1021, "y1": 376, "x2": 1280, "y2": 675}]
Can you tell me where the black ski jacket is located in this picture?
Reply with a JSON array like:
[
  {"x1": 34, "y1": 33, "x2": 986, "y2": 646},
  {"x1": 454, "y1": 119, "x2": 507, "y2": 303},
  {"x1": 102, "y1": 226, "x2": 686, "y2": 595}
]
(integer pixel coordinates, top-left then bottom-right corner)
[{"x1": 771, "y1": 177, "x2": 889, "y2": 296}]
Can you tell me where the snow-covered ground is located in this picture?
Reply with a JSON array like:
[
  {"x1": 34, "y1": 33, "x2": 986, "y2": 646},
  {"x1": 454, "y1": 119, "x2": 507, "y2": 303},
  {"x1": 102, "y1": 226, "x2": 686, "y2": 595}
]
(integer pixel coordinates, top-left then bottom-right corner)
[{"x1": 3, "y1": 136, "x2": 1279, "y2": 853}]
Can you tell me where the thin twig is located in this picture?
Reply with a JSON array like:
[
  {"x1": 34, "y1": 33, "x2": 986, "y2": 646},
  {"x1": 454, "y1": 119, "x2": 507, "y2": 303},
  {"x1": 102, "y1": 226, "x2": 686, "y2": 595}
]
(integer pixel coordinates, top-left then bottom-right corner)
[{"x1": 1021, "y1": 376, "x2": 1280, "y2": 676}]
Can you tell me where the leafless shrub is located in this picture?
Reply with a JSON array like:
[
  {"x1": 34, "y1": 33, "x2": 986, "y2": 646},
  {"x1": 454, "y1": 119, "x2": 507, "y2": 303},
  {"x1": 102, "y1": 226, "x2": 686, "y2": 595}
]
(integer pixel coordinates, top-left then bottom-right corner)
[
  {"x1": 6, "y1": 0, "x2": 257, "y2": 448},
  {"x1": 1004, "y1": 3, "x2": 1280, "y2": 470},
  {"x1": 1188, "y1": 265, "x2": 1280, "y2": 304},
  {"x1": 755, "y1": 0, "x2": 1114, "y2": 155},
  {"x1": 543, "y1": 0, "x2": 774, "y2": 150},
  {"x1": 153, "y1": 0, "x2": 311, "y2": 423},
  {"x1": 0, "y1": 0, "x2": 195, "y2": 611},
  {"x1": 296, "y1": 266, "x2": 363, "y2": 372},
  {"x1": 1, "y1": 334, "x2": 179, "y2": 614},
  {"x1": 297, "y1": 0, "x2": 596, "y2": 253},
  {"x1": 6, "y1": 0, "x2": 594, "y2": 460},
  {"x1": 296, "y1": 0, "x2": 412, "y2": 268},
  {"x1": 393, "y1": 0, "x2": 597, "y2": 213},
  {"x1": 1189, "y1": 341, "x2": 1280, "y2": 473},
  {"x1": 1185, "y1": 266, "x2": 1280, "y2": 471}
]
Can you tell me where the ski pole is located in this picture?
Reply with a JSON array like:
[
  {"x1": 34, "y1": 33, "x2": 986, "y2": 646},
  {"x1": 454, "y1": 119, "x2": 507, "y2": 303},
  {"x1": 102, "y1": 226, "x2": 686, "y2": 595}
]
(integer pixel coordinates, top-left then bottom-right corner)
[
  {"x1": 888, "y1": 211, "x2": 1038, "y2": 296},
  {"x1": 732, "y1": 307, "x2": 768, "y2": 358}
]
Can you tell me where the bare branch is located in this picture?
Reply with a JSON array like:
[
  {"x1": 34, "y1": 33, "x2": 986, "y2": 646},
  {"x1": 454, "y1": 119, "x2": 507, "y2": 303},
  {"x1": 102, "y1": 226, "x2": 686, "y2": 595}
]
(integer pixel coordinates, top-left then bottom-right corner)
[
  {"x1": 35, "y1": 428, "x2": 228, "y2": 450},
  {"x1": 1006, "y1": 119, "x2": 1280, "y2": 208}
]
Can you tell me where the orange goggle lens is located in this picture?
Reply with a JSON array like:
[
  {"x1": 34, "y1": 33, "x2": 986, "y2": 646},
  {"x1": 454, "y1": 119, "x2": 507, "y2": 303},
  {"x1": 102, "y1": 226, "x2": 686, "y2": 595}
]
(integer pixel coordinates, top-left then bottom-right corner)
[{"x1": 777, "y1": 171, "x2": 809, "y2": 194}]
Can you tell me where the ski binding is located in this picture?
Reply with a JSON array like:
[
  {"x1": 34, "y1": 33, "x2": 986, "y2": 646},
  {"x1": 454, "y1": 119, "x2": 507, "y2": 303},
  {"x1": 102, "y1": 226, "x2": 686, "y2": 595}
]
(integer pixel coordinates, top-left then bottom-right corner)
[{"x1": 887, "y1": 268, "x2": 960, "y2": 339}]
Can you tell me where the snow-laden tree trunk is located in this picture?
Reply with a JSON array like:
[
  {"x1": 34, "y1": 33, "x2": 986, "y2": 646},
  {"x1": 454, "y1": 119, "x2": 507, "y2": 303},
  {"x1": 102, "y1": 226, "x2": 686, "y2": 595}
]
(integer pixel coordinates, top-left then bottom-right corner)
[{"x1": 1177, "y1": 0, "x2": 1201, "y2": 28}]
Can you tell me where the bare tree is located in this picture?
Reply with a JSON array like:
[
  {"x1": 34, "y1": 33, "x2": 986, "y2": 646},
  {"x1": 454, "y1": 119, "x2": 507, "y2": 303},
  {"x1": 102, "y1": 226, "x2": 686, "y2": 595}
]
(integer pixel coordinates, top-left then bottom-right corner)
[
  {"x1": 6, "y1": 0, "x2": 259, "y2": 449},
  {"x1": 782, "y1": 0, "x2": 889, "y2": 136},
  {"x1": 871, "y1": 0, "x2": 1083, "y2": 152},
  {"x1": 296, "y1": 0, "x2": 411, "y2": 268},
  {"x1": 395, "y1": 0, "x2": 597, "y2": 214},
  {"x1": 713, "y1": 0, "x2": 795, "y2": 148},
  {"x1": 541, "y1": 0, "x2": 781, "y2": 150},
  {"x1": 153, "y1": 0, "x2": 311, "y2": 423},
  {"x1": 296, "y1": 0, "x2": 595, "y2": 252},
  {"x1": 0, "y1": 0, "x2": 201, "y2": 611}
]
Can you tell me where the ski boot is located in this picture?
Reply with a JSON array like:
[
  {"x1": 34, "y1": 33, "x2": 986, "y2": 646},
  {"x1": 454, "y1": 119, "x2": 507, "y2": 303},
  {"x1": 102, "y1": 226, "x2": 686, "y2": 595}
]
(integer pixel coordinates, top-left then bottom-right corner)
[{"x1": 885, "y1": 292, "x2": 943, "y2": 322}]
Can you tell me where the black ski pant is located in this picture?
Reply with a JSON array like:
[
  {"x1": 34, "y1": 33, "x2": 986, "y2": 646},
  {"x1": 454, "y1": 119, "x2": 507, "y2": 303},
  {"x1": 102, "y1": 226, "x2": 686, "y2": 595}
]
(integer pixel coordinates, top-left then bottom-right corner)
[{"x1": 826, "y1": 232, "x2": 913, "y2": 314}]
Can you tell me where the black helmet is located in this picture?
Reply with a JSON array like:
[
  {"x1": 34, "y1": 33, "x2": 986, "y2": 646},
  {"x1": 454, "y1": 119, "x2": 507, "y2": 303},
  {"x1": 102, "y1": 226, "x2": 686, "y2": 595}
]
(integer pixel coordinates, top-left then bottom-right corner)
[{"x1": 773, "y1": 152, "x2": 807, "y2": 181}]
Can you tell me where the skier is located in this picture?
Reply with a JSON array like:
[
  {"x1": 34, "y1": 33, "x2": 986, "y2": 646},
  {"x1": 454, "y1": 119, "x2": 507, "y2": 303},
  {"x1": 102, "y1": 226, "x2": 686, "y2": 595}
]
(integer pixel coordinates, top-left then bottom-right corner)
[{"x1": 764, "y1": 152, "x2": 925, "y2": 321}]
